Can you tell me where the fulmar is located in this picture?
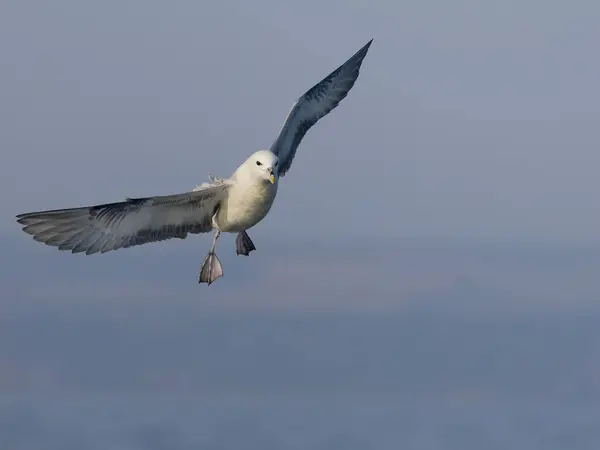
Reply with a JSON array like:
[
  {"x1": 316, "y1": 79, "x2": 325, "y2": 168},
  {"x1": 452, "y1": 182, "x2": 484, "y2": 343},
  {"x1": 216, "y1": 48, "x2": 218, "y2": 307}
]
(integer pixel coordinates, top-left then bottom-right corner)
[{"x1": 16, "y1": 39, "x2": 373, "y2": 285}]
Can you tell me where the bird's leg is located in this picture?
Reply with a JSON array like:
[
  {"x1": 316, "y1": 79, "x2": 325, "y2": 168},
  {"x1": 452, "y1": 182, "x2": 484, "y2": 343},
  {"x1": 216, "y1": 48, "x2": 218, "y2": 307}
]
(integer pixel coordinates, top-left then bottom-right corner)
[
  {"x1": 199, "y1": 230, "x2": 223, "y2": 285},
  {"x1": 236, "y1": 230, "x2": 256, "y2": 256}
]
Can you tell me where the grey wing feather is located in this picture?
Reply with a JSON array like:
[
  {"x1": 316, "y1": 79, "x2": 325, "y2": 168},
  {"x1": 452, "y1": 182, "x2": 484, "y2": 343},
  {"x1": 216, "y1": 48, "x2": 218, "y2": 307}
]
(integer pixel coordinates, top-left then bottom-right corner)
[
  {"x1": 270, "y1": 39, "x2": 373, "y2": 177},
  {"x1": 15, "y1": 183, "x2": 230, "y2": 255}
]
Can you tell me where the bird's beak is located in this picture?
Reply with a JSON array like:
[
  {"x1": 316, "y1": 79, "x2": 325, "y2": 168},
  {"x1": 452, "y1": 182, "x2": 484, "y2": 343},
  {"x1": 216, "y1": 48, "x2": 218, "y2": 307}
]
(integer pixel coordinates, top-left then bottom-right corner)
[{"x1": 268, "y1": 168, "x2": 275, "y2": 184}]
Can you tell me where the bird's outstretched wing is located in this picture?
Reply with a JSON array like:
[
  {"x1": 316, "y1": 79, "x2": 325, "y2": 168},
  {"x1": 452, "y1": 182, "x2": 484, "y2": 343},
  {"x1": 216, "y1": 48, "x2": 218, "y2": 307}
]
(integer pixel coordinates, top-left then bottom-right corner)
[
  {"x1": 269, "y1": 39, "x2": 373, "y2": 177},
  {"x1": 15, "y1": 183, "x2": 230, "y2": 255}
]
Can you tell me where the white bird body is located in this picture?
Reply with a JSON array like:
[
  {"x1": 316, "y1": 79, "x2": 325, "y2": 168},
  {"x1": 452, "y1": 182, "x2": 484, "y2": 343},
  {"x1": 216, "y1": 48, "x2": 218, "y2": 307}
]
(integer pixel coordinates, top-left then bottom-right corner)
[
  {"x1": 213, "y1": 151, "x2": 279, "y2": 233},
  {"x1": 16, "y1": 40, "x2": 373, "y2": 285},
  {"x1": 216, "y1": 181, "x2": 277, "y2": 233}
]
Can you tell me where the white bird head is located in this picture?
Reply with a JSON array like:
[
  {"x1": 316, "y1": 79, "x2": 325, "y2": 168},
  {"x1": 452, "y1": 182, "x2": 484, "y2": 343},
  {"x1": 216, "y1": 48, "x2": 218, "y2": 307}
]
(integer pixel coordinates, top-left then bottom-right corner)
[{"x1": 236, "y1": 150, "x2": 279, "y2": 184}]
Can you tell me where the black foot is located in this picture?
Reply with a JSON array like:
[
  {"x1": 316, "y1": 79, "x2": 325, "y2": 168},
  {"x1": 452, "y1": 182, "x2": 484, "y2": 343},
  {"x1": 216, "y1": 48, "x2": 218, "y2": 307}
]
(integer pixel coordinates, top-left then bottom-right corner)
[
  {"x1": 199, "y1": 251, "x2": 223, "y2": 285},
  {"x1": 236, "y1": 231, "x2": 256, "y2": 256}
]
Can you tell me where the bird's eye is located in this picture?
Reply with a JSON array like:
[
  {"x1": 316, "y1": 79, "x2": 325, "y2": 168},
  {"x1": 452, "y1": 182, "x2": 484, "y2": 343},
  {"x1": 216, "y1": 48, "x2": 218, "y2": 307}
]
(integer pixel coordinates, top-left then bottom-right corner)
[
  {"x1": 274, "y1": 161, "x2": 278, "y2": 166},
  {"x1": 256, "y1": 161, "x2": 262, "y2": 166}
]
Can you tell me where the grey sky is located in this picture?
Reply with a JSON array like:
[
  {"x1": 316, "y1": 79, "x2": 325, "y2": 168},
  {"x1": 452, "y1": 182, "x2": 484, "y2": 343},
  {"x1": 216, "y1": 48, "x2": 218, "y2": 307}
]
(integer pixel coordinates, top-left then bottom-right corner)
[
  {"x1": 1, "y1": 0, "x2": 600, "y2": 314},
  {"x1": 2, "y1": 0, "x2": 600, "y2": 242}
]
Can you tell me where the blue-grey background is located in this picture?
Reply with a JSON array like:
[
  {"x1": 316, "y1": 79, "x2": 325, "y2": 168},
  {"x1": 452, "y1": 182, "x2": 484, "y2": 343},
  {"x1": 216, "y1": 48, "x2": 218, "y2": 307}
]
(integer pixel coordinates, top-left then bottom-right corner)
[{"x1": 2, "y1": 1, "x2": 600, "y2": 448}]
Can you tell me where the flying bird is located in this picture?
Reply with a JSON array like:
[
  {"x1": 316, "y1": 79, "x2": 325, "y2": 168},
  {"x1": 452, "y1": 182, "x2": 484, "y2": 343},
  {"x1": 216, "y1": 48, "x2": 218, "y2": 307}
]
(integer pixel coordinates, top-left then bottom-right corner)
[{"x1": 16, "y1": 39, "x2": 373, "y2": 285}]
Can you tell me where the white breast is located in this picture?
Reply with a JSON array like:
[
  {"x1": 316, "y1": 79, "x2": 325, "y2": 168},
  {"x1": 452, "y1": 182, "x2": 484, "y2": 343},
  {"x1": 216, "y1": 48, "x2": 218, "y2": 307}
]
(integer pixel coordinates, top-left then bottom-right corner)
[{"x1": 216, "y1": 181, "x2": 278, "y2": 232}]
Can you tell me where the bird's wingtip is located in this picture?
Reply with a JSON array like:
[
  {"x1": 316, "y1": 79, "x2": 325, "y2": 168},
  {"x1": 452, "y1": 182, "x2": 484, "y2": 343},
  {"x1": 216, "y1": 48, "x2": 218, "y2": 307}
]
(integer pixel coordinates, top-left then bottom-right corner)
[
  {"x1": 15, "y1": 213, "x2": 29, "y2": 223},
  {"x1": 356, "y1": 39, "x2": 374, "y2": 57}
]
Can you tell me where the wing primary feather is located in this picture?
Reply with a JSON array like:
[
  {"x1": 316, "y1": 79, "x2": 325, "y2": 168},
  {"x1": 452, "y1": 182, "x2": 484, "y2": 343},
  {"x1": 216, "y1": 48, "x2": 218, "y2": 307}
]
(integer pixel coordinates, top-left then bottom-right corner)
[{"x1": 15, "y1": 184, "x2": 229, "y2": 255}]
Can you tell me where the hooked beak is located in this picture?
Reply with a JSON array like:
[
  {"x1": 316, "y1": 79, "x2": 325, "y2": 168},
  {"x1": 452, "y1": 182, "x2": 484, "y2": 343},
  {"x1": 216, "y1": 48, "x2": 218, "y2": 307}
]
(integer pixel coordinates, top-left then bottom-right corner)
[{"x1": 268, "y1": 168, "x2": 275, "y2": 184}]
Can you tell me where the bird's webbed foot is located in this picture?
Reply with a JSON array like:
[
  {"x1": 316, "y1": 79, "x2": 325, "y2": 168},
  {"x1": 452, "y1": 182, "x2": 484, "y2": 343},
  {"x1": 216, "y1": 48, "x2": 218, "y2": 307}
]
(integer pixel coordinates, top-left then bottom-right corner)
[
  {"x1": 236, "y1": 231, "x2": 256, "y2": 256},
  {"x1": 199, "y1": 251, "x2": 223, "y2": 285}
]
